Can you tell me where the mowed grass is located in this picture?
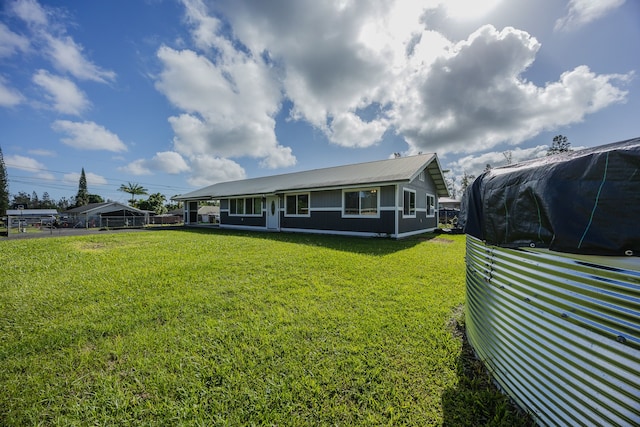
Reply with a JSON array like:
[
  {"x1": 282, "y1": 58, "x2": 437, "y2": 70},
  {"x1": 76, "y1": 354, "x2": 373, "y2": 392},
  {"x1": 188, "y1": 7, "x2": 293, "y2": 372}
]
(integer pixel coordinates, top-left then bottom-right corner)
[{"x1": 0, "y1": 229, "x2": 529, "y2": 426}]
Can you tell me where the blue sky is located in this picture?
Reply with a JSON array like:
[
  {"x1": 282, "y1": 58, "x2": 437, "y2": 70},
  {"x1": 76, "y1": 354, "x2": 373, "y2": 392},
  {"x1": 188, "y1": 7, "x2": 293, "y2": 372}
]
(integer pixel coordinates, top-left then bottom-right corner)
[{"x1": 1, "y1": 0, "x2": 638, "y2": 203}]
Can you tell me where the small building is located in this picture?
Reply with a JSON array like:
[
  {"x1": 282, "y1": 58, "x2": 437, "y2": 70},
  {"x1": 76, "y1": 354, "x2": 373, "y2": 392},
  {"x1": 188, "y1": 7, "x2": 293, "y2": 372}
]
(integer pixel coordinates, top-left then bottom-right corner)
[
  {"x1": 6, "y1": 208, "x2": 59, "y2": 231},
  {"x1": 64, "y1": 202, "x2": 148, "y2": 228},
  {"x1": 174, "y1": 154, "x2": 449, "y2": 238}
]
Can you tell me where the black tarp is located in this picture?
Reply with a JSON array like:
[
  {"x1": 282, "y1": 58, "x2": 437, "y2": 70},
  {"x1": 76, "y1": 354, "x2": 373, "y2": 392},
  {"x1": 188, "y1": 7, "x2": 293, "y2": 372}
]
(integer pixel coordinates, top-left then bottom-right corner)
[{"x1": 460, "y1": 137, "x2": 640, "y2": 256}]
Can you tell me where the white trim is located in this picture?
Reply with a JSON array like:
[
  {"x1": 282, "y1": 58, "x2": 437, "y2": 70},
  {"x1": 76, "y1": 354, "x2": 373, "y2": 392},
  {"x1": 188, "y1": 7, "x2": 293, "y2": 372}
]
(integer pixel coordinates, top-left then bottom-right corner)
[
  {"x1": 426, "y1": 193, "x2": 436, "y2": 217},
  {"x1": 281, "y1": 227, "x2": 389, "y2": 238},
  {"x1": 228, "y1": 196, "x2": 263, "y2": 217},
  {"x1": 342, "y1": 187, "x2": 381, "y2": 218},
  {"x1": 220, "y1": 224, "x2": 268, "y2": 231},
  {"x1": 395, "y1": 227, "x2": 436, "y2": 239},
  {"x1": 284, "y1": 192, "x2": 311, "y2": 217},
  {"x1": 403, "y1": 188, "x2": 416, "y2": 218}
]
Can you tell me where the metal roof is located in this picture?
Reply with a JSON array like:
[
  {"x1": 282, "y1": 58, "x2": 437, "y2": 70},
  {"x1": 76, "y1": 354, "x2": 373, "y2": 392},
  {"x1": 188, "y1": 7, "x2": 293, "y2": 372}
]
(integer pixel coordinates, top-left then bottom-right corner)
[
  {"x1": 174, "y1": 154, "x2": 449, "y2": 201},
  {"x1": 65, "y1": 202, "x2": 146, "y2": 215},
  {"x1": 6, "y1": 209, "x2": 58, "y2": 216}
]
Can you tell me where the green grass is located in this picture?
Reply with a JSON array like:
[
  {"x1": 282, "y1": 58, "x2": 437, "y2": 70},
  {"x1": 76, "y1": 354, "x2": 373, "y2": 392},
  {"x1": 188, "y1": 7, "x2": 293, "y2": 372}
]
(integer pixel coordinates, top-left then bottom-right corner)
[{"x1": 0, "y1": 229, "x2": 531, "y2": 426}]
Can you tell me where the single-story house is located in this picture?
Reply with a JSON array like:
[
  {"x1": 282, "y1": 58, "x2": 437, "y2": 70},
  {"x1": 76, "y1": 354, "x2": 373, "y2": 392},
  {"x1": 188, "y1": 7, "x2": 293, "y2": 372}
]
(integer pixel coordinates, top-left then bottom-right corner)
[
  {"x1": 65, "y1": 202, "x2": 148, "y2": 228},
  {"x1": 198, "y1": 205, "x2": 220, "y2": 223},
  {"x1": 173, "y1": 154, "x2": 449, "y2": 238}
]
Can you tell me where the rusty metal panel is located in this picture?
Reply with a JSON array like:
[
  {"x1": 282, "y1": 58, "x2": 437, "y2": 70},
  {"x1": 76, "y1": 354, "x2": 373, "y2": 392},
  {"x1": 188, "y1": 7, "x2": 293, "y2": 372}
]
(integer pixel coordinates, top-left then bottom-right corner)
[{"x1": 465, "y1": 235, "x2": 640, "y2": 426}]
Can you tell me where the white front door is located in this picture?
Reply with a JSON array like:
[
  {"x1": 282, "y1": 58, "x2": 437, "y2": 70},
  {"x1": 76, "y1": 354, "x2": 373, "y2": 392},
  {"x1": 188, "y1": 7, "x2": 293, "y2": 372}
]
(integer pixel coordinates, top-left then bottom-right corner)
[{"x1": 266, "y1": 196, "x2": 280, "y2": 230}]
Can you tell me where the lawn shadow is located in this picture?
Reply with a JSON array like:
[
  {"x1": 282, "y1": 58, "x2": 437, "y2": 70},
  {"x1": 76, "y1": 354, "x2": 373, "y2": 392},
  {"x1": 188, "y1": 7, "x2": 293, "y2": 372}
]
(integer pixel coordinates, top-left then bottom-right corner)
[
  {"x1": 441, "y1": 305, "x2": 535, "y2": 427},
  {"x1": 155, "y1": 225, "x2": 437, "y2": 256}
]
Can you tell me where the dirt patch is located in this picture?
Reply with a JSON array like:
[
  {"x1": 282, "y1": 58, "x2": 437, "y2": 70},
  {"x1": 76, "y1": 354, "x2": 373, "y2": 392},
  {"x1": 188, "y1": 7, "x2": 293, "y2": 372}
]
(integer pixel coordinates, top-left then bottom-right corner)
[{"x1": 430, "y1": 237, "x2": 455, "y2": 244}]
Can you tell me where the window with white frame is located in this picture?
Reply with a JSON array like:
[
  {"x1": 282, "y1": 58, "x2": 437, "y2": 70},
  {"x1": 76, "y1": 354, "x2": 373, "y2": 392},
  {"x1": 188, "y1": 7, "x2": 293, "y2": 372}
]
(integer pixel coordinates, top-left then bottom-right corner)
[
  {"x1": 403, "y1": 189, "x2": 416, "y2": 217},
  {"x1": 343, "y1": 188, "x2": 379, "y2": 217},
  {"x1": 419, "y1": 171, "x2": 425, "y2": 181},
  {"x1": 230, "y1": 197, "x2": 262, "y2": 215},
  {"x1": 285, "y1": 193, "x2": 310, "y2": 216},
  {"x1": 426, "y1": 194, "x2": 436, "y2": 217}
]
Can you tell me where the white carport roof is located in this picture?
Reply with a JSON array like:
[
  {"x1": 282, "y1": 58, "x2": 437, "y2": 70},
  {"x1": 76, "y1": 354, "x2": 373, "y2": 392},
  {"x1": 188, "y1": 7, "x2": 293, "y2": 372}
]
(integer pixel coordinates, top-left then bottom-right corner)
[{"x1": 174, "y1": 154, "x2": 448, "y2": 201}]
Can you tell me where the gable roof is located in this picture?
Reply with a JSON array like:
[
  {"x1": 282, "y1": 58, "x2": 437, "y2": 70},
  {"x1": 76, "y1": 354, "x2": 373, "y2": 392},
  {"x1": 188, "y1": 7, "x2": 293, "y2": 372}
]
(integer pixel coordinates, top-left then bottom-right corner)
[
  {"x1": 65, "y1": 202, "x2": 146, "y2": 215},
  {"x1": 6, "y1": 209, "x2": 58, "y2": 216},
  {"x1": 174, "y1": 154, "x2": 449, "y2": 201}
]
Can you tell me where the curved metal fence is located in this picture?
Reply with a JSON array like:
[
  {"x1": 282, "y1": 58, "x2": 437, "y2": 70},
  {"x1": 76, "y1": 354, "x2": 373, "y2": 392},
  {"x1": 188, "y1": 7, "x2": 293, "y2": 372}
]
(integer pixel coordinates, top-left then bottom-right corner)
[{"x1": 465, "y1": 235, "x2": 640, "y2": 426}]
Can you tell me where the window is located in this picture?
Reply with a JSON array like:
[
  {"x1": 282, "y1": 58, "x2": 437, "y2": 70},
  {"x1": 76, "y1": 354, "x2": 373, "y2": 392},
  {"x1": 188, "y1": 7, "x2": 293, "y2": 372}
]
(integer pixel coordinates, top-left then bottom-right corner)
[
  {"x1": 285, "y1": 193, "x2": 310, "y2": 216},
  {"x1": 343, "y1": 188, "x2": 379, "y2": 217},
  {"x1": 230, "y1": 197, "x2": 262, "y2": 215},
  {"x1": 403, "y1": 189, "x2": 416, "y2": 217},
  {"x1": 419, "y1": 171, "x2": 425, "y2": 181},
  {"x1": 426, "y1": 194, "x2": 436, "y2": 217}
]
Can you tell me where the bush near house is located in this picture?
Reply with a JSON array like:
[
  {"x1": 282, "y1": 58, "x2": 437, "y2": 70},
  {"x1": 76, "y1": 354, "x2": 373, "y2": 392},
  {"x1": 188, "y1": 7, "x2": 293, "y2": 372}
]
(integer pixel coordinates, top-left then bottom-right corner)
[{"x1": 0, "y1": 230, "x2": 531, "y2": 426}]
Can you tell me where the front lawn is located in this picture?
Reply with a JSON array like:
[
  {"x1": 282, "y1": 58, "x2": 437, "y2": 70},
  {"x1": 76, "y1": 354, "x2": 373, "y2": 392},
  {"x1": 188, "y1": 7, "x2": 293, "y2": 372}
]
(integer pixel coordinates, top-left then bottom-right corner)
[{"x1": 0, "y1": 229, "x2": 529, "y2": 426}]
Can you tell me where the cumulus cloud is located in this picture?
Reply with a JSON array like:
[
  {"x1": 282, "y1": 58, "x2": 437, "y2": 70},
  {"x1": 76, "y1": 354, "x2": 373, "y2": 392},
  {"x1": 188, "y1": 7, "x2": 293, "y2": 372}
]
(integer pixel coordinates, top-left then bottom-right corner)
[
  {"x1": 153, "y1": 1, "x2": 298, "y2": 180},
  {"x1": 555, "y1": 0, "x2": 625, "y2": 32},
  {"x1": 52, "y1": 120, "x2": 128, "y2": 152},
  {"x1": 0, "y1": 76, "x2": 24, "y2": 107},
  {"x1": 150, "y1": 0, "x2": 631, "y2": 187},
  {"x1": 32, "y1": 69, "x2": 90, "y2": 115},
  {"x1": 120, "y1": 151, "x2": 190, "y2": 175},
  {"x1": 187, "y1": 155, "x2": 246, "y2": 187},
  {"x1": 392, "y1": 25, "x2": 631, "y2": 155}
]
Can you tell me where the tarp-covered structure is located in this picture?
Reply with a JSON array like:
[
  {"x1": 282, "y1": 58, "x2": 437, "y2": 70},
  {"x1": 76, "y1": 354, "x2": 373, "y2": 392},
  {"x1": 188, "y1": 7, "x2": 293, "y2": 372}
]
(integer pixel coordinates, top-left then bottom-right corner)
[{"x1": 461, "y1": 137, "x2": 640, "y2": 256}]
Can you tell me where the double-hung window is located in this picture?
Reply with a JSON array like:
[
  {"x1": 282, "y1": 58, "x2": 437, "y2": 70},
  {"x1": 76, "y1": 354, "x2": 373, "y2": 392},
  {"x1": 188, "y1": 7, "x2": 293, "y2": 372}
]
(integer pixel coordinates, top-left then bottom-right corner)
[
  {"x1": 230, "y1": 197, "x2": 262, "y2": 215},
  {"x1": 285, "y1": 193, "x2": 310, "y2": 216},
  {"x1": 403, "y1": 189, "x2": 416, "y2": 217},
  {"x1": 426, "y1": 194, "x2": 436, "y2": 217},
  {"x1": 343, "y1": 188, "x2": 379, "y2": 217}
]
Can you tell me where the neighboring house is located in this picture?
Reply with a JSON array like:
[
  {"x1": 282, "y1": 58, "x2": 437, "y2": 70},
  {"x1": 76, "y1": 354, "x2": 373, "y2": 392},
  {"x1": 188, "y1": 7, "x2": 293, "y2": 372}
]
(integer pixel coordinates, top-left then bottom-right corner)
[
  {"x1": 438, "y1": 197, "x2": 460, "y2": 210},
  {"x1": 438, "y1": 197, "x2": 461, "y2": 226},
  {"x1": 197, "y1": 205, "x2": 220, "y2": 223},
  {"x1": 65, "y1": 202, "x2": 148, "y2": 228},
  {"x1": 174, "y1": 154, "x2": 449, "y2": 238},
  {"x1": 6, "y1": 208, "x2": 58, "y2": 229}
]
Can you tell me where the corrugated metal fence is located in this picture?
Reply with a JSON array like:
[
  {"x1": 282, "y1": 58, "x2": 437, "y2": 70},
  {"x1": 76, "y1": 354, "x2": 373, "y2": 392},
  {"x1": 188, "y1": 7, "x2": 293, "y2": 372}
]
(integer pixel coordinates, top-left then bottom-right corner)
[{"x1": 465, "y1": 235, "x2": 640, "y2": 426}]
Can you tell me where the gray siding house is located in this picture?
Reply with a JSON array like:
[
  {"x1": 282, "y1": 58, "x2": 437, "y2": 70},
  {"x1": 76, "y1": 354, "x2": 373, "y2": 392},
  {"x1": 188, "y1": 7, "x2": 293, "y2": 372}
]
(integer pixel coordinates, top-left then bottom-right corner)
[{"x1": 173, "y1": 154, "x2": 449, "y2": 238}]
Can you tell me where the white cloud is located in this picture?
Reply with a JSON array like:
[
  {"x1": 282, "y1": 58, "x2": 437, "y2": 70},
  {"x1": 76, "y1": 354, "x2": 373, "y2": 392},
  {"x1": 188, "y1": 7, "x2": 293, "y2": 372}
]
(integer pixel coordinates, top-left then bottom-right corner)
[
  {"x1": 154, "y1": 15, "x2": 296, "y2": 169},
  {"x1": 4, "y1": 154, "x2": 46, "y2": 172},
  {"x1": 44, "y1": 35, "x2": 116, "y2": 83},
  {"x1": 62, "y1": 171, "x2": 108, "y2": 186},
  {"x1": 328, "y1": 113, "x2": 388, "y2": 148},
  {"x1": 0, "y1": 76, "x2": 24, "y2": 107},
  {"x1": 390, "y1": 25, "x2": 631, "y2": 155},
  {"x1": 187, "y1": 155, "x2": 246, "y2": 187},
  {"x1": 153, "y1": 0, "x2": 631, "y2": 185},
  {"x1": 10, "y1": 0, "x2": 48, "y2": 27},
  {"x1": 120, "y1": 151, "x2": 190, "y2": 175},
  {"x1": 0, "y1": 23, "x2": 30, "y2": 57},
  {"x1": 555, "y1": 0, "x2": 625, "y2": 32},
  {"x1": 51, "y1": 120, "x2": 128, "y2": 152},
  {"x1": 32, "y1": 69, "x2": 90, "y2": 115},
  {"x1": 28, "y1": 148, "x2": 56, "y2": 156},
  {"x1": 9, "y1": 0, "x2": 115, "y2": 84}
]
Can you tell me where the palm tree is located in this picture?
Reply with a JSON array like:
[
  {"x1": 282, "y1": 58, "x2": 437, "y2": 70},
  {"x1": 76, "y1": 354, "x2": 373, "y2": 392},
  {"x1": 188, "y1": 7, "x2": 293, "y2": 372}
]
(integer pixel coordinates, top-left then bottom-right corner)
[{"x1": 118, "y1": 182, "x2": 148, "y2": 205}]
